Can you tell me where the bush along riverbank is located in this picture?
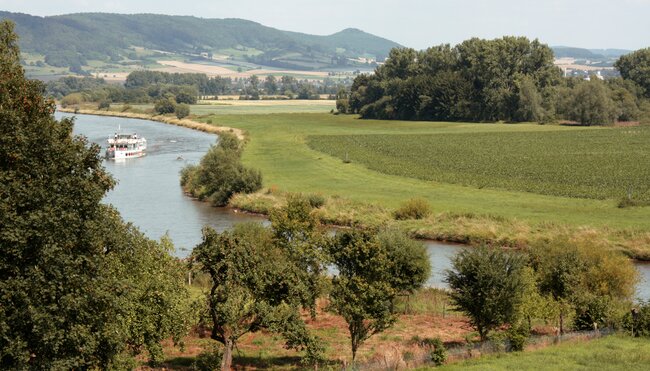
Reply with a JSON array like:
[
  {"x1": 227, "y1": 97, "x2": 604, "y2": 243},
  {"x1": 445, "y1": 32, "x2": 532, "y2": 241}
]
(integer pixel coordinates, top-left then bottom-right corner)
[{"x1": 230, "y1": 190, "x2": 650, "y2": 261}]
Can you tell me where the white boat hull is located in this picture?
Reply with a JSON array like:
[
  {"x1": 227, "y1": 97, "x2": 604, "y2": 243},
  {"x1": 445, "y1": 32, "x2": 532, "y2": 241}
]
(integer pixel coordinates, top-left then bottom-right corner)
[{"x1": 105, "y1": 132, "x2": 147, "y2": 160}]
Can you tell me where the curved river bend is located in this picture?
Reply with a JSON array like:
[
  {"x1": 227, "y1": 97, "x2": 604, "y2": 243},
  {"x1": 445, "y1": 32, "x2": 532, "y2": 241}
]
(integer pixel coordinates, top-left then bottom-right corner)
[{"x1": 61, "y1": 112, "x2": 650, "y2": 300}]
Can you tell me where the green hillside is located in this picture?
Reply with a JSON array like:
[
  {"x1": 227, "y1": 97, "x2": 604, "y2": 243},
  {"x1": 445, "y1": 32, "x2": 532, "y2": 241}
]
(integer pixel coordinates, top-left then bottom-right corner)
[{"x1": 0, "y1": 11, "x2": 401, "y2": 71}]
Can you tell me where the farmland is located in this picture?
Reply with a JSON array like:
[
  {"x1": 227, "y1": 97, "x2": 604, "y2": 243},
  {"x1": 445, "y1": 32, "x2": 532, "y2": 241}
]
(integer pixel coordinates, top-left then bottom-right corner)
[
  {"x1": 307, "y1": 128, "x2": 650, "y2": 201},
  {"x1": 192, "y1": 113, "x2": 649, "y2": 229}
]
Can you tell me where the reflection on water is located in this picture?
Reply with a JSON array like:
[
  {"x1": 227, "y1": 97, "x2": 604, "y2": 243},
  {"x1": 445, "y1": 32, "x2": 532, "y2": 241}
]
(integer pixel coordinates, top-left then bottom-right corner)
[
  {"x1": 61, "y1": 112, "x2": 264, "y2": 257},
  {"x1": 61, "y1": 112, "x2": 650, "y2": 301}
]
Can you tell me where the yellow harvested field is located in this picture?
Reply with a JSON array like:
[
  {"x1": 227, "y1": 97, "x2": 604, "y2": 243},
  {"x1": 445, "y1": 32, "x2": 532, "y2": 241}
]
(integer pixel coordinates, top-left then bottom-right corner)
[
  {"x1": 554, "y1": 58, "x2": 614, "y2": 71},
  {"x1": 156, "y1": 60, "x2": 330, "y2": 78},
  {"x1": 197, "y1": 98, "x2": 335, "y2": 106}
]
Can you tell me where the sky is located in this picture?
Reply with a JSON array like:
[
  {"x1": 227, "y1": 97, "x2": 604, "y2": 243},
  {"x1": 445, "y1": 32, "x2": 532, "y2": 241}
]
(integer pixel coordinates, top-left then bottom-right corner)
[{"x1": 1, "y1": 0, "x2": 649, "y2": 50}]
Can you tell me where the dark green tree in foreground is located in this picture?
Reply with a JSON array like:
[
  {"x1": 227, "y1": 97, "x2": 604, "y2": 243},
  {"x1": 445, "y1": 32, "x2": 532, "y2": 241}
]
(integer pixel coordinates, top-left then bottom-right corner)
[
  {"x1": 0, "y1": 20, "x2": 190, "y2": 368},
  {"x1": 192, "y1": 222, "x2": 324, "y2": 370},
  {"x1": 445, "y1": 247, "x2": 526, "y2": 341},
  {"x1": 327, "y1": 229, "x2": 430, "y2": 361}
]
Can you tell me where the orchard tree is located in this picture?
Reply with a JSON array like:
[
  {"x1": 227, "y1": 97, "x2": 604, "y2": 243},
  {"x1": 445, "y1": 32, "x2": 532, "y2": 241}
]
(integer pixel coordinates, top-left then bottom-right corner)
[
  {"x1": 327, "y1": 229, "x2": 430, "y2": 361},
  {"x1": 192, "y1": 223, "x2": 324, "y2": 370},
  {"x1": 0, "y1": 20, "x2": 190, "y2": 368},
  {"x1": 445, "y1": 247, "x2": 527, "y2": 341}
]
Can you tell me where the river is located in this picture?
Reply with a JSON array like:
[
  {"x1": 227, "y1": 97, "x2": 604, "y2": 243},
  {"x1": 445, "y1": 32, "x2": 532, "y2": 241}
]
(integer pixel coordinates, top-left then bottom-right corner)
[{"x1": 61, "y1": 112, "x2": 650, "y2": 301}]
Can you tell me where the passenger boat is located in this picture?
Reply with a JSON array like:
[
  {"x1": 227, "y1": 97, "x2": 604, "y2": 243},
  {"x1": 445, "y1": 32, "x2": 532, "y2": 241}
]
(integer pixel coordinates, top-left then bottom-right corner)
[{"x1": 105, "y1": 132, "x2": 147, "y2": 160}]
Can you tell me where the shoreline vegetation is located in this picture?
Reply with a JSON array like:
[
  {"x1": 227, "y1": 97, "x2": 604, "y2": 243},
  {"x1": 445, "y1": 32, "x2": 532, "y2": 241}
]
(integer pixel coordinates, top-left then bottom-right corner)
[{"x1": 59, "y1": 107, "x2": 650, "y2": 261}]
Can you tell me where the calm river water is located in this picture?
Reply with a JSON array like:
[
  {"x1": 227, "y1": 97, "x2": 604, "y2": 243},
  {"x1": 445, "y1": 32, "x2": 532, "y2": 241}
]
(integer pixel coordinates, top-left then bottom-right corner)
[{"x1": 61, "y1": 112, "x2": 650, "y2": 301}]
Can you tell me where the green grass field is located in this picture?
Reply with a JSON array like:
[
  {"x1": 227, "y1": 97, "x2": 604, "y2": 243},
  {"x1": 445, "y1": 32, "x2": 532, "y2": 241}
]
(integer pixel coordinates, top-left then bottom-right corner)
[
  {"x1": 433, "y1": 335, "x2": 650, "y2": 370},
  {"x1": 307, "y1": 128, "x2": 650, "y2": 201},
  {"x1": 194, "y1": 111, "x2": 650, "y2": 231}
]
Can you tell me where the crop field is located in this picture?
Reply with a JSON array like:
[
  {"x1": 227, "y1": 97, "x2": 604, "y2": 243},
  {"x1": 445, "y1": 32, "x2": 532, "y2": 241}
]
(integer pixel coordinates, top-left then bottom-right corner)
[{"x1": 307, "y1": 128, "x2": 650, "y2": 201}]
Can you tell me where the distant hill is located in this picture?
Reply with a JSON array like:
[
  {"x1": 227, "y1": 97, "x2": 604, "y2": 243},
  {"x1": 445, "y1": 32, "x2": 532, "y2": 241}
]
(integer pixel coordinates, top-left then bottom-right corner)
[
  {"x1": 552, "y1": 46, "x2": 605, "y2": 60},
  {"x1": 588, "y1": 49, "x2": 632, "y2": 58},
  {"x1": 552, "y1": 46, "x2": 632, "y2": 60},
  {"x1": 0, "y1": 11, "x2": 401, "y2": 70}
]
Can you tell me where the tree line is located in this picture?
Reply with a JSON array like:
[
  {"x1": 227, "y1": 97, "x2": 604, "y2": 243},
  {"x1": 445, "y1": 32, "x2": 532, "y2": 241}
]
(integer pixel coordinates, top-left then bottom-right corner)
[
  {"x1": 338, "y1": 37, "x2": 650, "y2": 125},
  {"x1": 46, "y1": 70, "x2": 350, "y2": 106}
]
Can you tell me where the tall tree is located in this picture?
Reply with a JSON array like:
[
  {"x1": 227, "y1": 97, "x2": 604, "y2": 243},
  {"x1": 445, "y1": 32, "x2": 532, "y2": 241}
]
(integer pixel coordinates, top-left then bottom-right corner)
[
  {"x1": 615, "y1": 48, "x2": 650, "y2": 97},
  {"x1": 0, "y1": 20, "x2": 189, "y2": 368}
]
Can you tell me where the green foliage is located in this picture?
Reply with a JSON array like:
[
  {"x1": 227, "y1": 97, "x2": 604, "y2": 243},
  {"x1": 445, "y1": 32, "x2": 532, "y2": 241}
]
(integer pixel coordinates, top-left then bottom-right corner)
[
  {"x1": 180, "y1": 132, "x2": 262, "y2": 206},
  {"x1": 308, "y1": 127, "x2": 650, "y2": 202},
  {"x1": 176, "y1": 103, "x2": 191, "y2": 119},
  {"x1": 428, "y1": 337, "x2": 448, "y2": 366},
  {"x1": 326, "y1": 229, "x2": 430, "y2": 360},
  {"x1": 269, "y1": 194, "x2": 327, "y2": 316},
  {"x1": 349, "y1": 37, "x2": 561, "y2": 122},
  {"x1": 306, "y1": 193, "x2": 326, "y2": 208},
  {"x1": 155, "y1": 98, "x2": 177, "y2": 115},
  {"x1": 529, "y1": 235, "x2": 638, "y2": 332},
  {"x1": 192, "y1": 345, "x2": 223, "y2": 371},
  {"x1": 445, "y1": 247, "x2": 527, "y2": 340},
  {"x1": 566, "y1": 78, "x2": 617, "y2": 126},
  {"x1": 393, "y1": 197, "x2": 432, "y2": 220},
  {"x1": 191, "y1": 221, "x2": 324, "y2": 369},
  {"x1": 615, "y1": 48, "x2": 650, "y2": 97},
  {"x1": 0, "y1": 20, "x2": 190, "y2": 368},
  {"x1": 506, "y1": 324, "x2": 530, "y2": 352},
  {"x1": 623, "y1": 301, "x2": 650, "y2": 337}
]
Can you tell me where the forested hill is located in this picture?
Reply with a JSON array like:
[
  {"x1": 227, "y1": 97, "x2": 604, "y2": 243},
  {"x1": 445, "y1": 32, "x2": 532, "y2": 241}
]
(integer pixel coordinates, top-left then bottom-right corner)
[{"x1": 0, "y1": 11, "x2": 401, "y2": 69}]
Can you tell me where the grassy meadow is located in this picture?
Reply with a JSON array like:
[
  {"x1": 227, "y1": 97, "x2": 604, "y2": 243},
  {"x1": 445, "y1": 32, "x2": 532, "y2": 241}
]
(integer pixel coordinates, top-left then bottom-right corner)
[
  {"x1": 193, "y1": 112, "x2": 650, "y2": 229},
  {"x1": 433, "y1": 335, "x2": 650, "y2": 371}
]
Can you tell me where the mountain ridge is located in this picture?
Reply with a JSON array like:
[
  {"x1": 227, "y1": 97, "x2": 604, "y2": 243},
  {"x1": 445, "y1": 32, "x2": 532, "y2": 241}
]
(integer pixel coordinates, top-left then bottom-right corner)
[{"x1": 0, "y1": 11, "x2": 402, "y2": 70}]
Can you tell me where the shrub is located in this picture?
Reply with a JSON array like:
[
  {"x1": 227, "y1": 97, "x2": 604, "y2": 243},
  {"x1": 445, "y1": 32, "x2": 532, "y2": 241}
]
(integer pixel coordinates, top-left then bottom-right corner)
[
  {"x1": 428, "y1": 337, "x2": 447, "y2": 366},
  {"x1": 306, "y1": 193, "x2": 326, "y2": 208},
  {"x1": 97, "y1": 100, "x2": 110, "y2": 110},
  {"x1": 623, "y1": 301, "x2": 650, "y2": 337},
  {"x1": 191, "y1": 345, "x2": 223, "y2": 371},
  {"x1": 180, "y1": 133, "x2": 262, "y2": 206},
  {"x1": 507, "y1": 325, "x2": 530, "y2": 352},
  {"x1": 154, "y1": 98, "x2": 176, "y2": 114},
  {"x1": 394, "y1": 198, "x2": 431, "y2": 220},
  {"x1": 175, "y1": 103, "x2": 190, "y2": 119}
]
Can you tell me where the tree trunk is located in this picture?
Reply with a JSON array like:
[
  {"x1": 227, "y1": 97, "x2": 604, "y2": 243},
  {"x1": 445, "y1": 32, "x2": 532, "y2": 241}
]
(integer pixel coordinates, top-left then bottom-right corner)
[
  {"x1": 221, "y1": 339, "x2": 234, "y2": 371},
  {"x1": 559, "y1": 312, "x2": 564, "y2": 335}
]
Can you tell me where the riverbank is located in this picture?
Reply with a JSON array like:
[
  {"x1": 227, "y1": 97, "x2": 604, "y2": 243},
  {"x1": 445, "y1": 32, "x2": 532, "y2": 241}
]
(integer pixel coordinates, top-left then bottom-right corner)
[
  {"x1": 57, "y1": 106, "x2": 246, "y2": 140},
  {"x1": 62, "y1": 108, "x2": 650, "y2": 260},
  {"x1": 230, "y1": 190, "x2": 650, "y2": 261}
]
